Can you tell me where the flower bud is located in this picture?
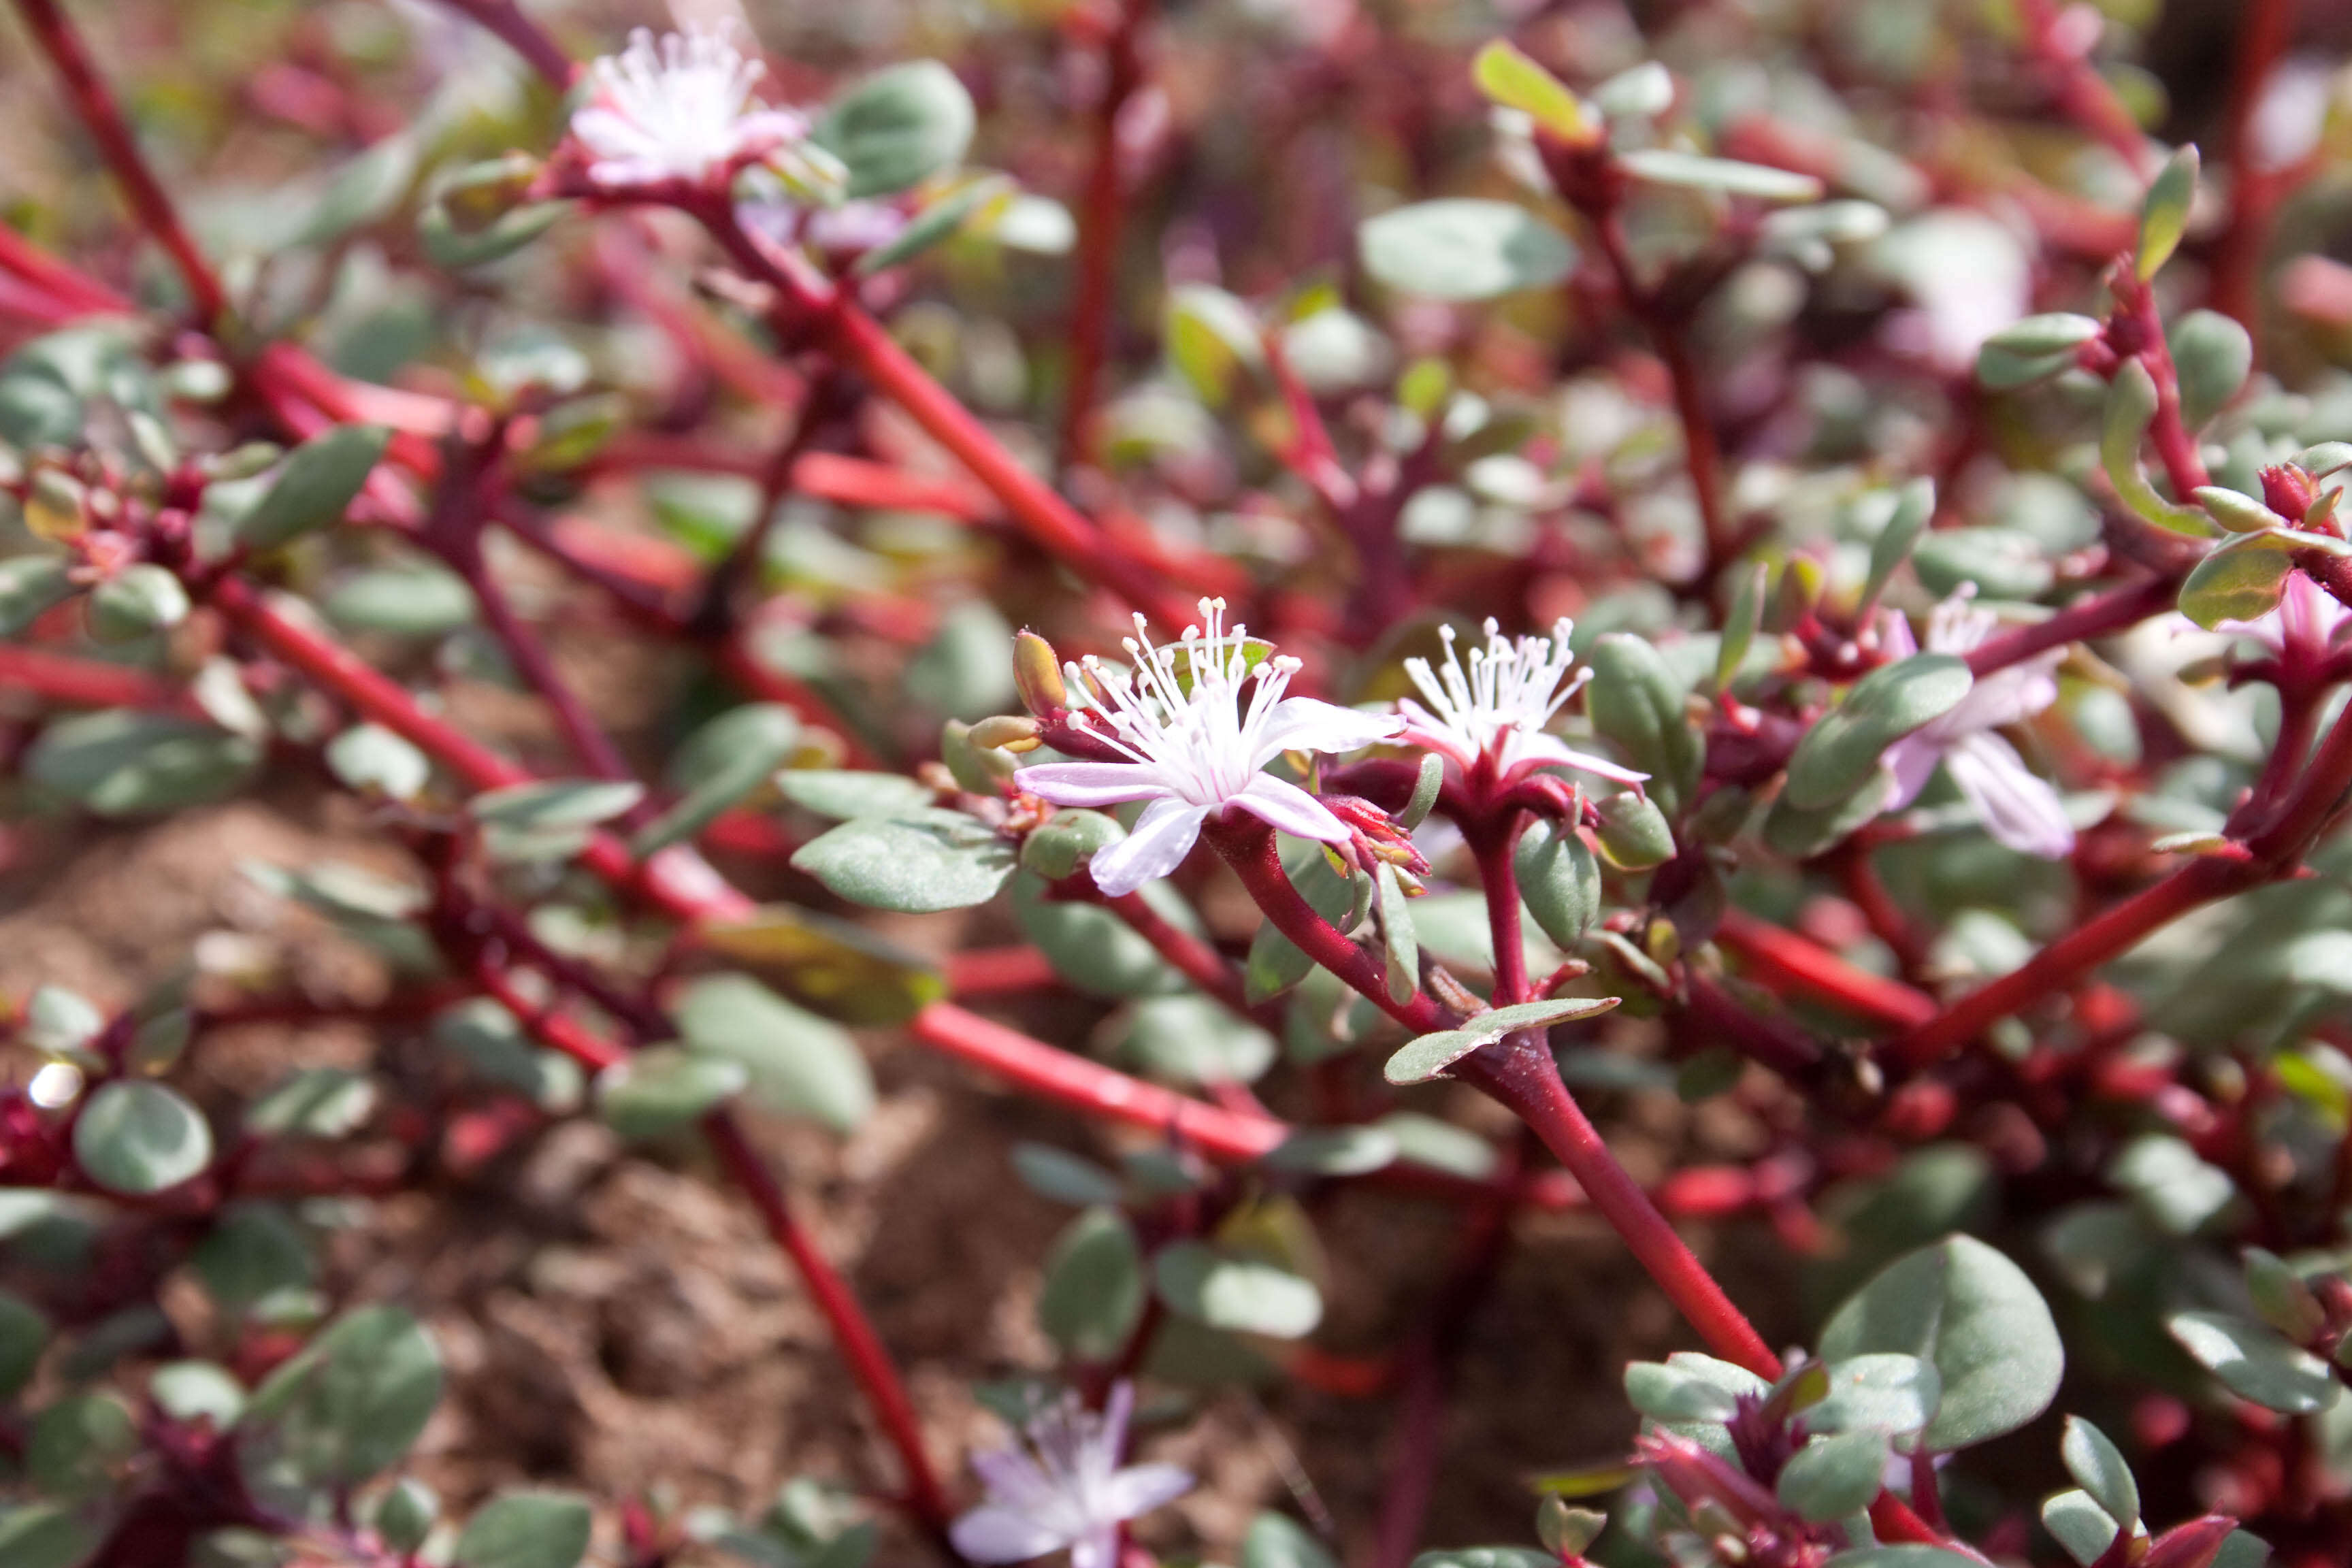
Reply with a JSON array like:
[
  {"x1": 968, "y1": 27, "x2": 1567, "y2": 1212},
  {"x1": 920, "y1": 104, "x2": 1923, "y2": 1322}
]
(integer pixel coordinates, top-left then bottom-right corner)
[
  {"x1": 969, "y1": 713, "x2": 1044, "y2": 752},
  {"x1": 1013, "y1": 630, "x2": 1068, "y2": 715},
  {"x1": 2261, "y1": 463, "x2": 2319, "y2": 523}
]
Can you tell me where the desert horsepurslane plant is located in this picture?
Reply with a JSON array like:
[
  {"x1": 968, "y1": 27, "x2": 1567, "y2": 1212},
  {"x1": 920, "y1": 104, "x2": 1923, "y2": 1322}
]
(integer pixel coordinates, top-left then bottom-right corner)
[{"x1": 3, "y1": 0, "x2": 2352, "y2": 1565}]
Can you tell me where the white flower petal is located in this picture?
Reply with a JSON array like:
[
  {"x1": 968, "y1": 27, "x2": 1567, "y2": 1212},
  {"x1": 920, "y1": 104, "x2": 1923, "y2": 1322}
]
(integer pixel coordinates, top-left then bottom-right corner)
[
  {"x1": 1251, "y1": 696, "x2": 1402, "y2": 766},
  {"x1": 1512, "y1": 732, "x2": 1650, "y2": 786},
  {"x1": 951, "y1": 1505, "x2": 1071, "y2": 1564},
  {"x1": 1088, "y1": 799, "x2": 1211, "y2": 896},
  {"x1": 1235, "y1": 774, "x2": 1349, "y2": 843},
  {"x1": 1942, "y1": 732, "x2": 2075, "y2": 858},
  {"x1": 1880, "y1": 734, "x2": 1942, "y2": 811},
  {"x1": 1099, "y1": 1463, "x2": 1194, "y2": 1522},
  {"x1": 1017, "y1": 761, "x2": 1172, "y2": 808},
  {"x1": 1068, "y1": 1529, "x2": 1120, "y2": 1568}
]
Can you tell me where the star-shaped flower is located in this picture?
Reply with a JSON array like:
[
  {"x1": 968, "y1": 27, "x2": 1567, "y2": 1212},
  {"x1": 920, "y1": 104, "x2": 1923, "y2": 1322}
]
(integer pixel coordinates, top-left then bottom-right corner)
[
  {"x1": 1015, "y1": 599, "x2": 1399, "y2": 896},
  {"x1": 1879, "y1": 592, "x2": 2074, "y2": 858},
  {"x1": 1396, "y1": 619, "x2": 1646, "y2": 787},
  {"x1": 570, "y1": 23, "x2": 810, "y2": 190},
  {"x1": 951, "y1": 1383, "x2": 1192, "y2": 1568}
]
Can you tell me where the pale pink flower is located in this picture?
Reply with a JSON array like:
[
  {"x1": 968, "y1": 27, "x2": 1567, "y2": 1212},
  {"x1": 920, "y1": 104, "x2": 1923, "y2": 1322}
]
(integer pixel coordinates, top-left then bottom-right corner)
[
  {"x1": 1397, "y1": 619, "x2": 1646, "y2": 786},
  {"x1": 1015, "y1": 600, "x2": 1400, "y2": 897},
  {"x1": 1879, "y1": 592, "x2": 2074, "y2": 859},
  {"x1": 570, "y1": 24, "x2": 808, "y2": 189},
  {"x1": 951, "y1": 1383, "x2": 1192, "y2": 1568}
]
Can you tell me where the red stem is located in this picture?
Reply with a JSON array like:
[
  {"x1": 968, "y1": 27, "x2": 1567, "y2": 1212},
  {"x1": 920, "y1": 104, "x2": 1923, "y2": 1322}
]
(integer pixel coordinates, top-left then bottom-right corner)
[
  {"x1": 1202, "y1": 814, "x2": 1450, "y2": 1034},
  {"x1": 2210, "y1": 0, "x2": 2295, "y2": 333},
  {"x1": 1964, "y1": 574, "x2": 2179, "y2": 679},
  {"x1": 1105, "y1": 889, "x2": 1273, "y2": 1026},
  {"x1": 703, "y1": 1113, "x2": 957, "y2": 1538},
  {"x1": 1895, "y1": 689, "x2": 2352, "y2": 1068},
  {"x1": 1453, "y1": 1041, "x2": 1781, "y2": 1378},
  {"x1": 13, "y1": 0, "x2": 228, "y2": 321},
  {"x1": 1469, "y1": 819, "x2": 1531, "y2": 1007},
  {"x1": 1714, "y1": 909, "x2": 1937, "y2": 1030},
  {"x1": 1595, "y1": 214, "x2": 1733, "y2": 576},
  {"x1": 0, "y1": 645, "x2": 186, "y2": 711},
  {"x1": 428, "y1": 0, "x2": 580, "y2": 91},
  {"x1": 1060, "y1": 0, "x2": 1152, "y2": 468}
]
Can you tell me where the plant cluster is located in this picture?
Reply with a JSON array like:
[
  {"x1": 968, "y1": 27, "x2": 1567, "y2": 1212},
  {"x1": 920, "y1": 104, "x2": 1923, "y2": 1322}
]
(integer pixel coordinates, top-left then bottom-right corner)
[{"x1": 3, "y1": 1, "x2": 2352, "y2": 1567}]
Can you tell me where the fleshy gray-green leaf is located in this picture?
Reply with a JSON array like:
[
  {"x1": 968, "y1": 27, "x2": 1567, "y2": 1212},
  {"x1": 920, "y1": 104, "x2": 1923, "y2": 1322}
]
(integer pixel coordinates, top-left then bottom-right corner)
[
  {"x1": 791, "y1": 808, "x2": 1017, "y2": 913},
  {"x1": 774, "y1": 768, "x2": 937, "y2": 821},
  {"x1": 236, "y1": 425, "x2": 390, "y2": 551},
  {"x1": 244, "y1": 1305, "x2": 443, "y2": 1486},
  {"x1": 2179, "y1": 532, "x2": 2293, "y2": 632},
  {"x1": 674, "y1": 974, "x2": 875, "y2": 1133},
  {"x1": 1817, "y1": 1235, "x2": 2063, "y2": 1450},
  {"x1": 1153, "y1": 1241, "x2": 1323, "y2": 1338},
  {"x1": 1777, "y1": 1430, "x2": 1889, "y2": 1522},
  {"x1": 815, "y1": 61, "x2": 976, "y2": 199},
  {"x1": 453, "y1": 1490, "x2": 594, "y2": 1568},
  {"x1": 74, "y1": 1080, "x2": 213, "y2": 1194},
  {"x1": 1359, "y1": 199, "x2": 1578, "y2": 302},
  {"x1": 1783, "y1": 655, "x2": 1971, "y2": 811},
  {"x1": 1384, "y1": 996, "x2": 1622, "y2": 1086},
  {"x1": 2168, "y1": 1310, "x2": 2341, "y2": 1414},
  {"x1": 1037, "y1": 1206, "x2": 1145, "y2": 1360},
  {"x1": 2061, "y1": 1416, "x2": 2139, "y2": 1528},
  {"x1": 595, "y1": 1047, "x2": 748, "y2": 1141},
  {"x1": 1243, "y1": 1513, "x2": 1339, "y2": 1568}
]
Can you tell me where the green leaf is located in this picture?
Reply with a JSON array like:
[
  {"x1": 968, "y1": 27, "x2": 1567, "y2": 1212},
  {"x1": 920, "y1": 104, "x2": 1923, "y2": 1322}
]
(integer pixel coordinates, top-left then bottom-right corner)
[
  {"x1": 1624, "y1": 1352, "x2": 1765, "y2": 1421},
  {"x1": 86, "y1": 563, "x2": 189, "y2": 642},
  {"x1": 1408, "y1": 1548, "x2": 1556, "y2": 1568},
  {"x1": 815, "y1": 61, "x2": 976, "y2": 199},
  {"x1": 326, "y1": 723, "x2": 432, "y2": 801},
  {"x1": 454, "y1": 1490, "x2": 593, "y2": 1568},
  {"x1": 1011, "y1": 1143, "x2": 1126, "y2": 1206},
  {"x1": 236, "y1": 425, "x2": 390, "y2": 550},
  {"x1": 1264, "y1": 1126, "x2": 1399, "y2": 1177},
  {"x1": 854, "y1": 173, "x2": 1013, "y2": 275},
  {"x1": 1514, "y1": 819, "x2": 1601, "y2": 950},
  {"x1": 374, "y1": 1480, "x2": 440, "y2": 1554},
  {"x1": 1982, "y1": 313, "x2": 2103, "y2": 357},
  {"x1": 1784, "y1": 655, "x2": 1971, "y2": 811},
  {"x1": 699, "y1": 905, "x2": 948, "y2": 1025},
  {"x1": 0, "y1": 555, "x2": 76, "y2": 636},
  {"x1": 1358, "y1": 200, "x2": 1578, "y2": 302},
  {"x1": 1115, "y1": 993, "x2": 1277, "y2": 1085},
  {"x1": 673, "y1": 975, "x2": 874, "y2": 1133},
  {"x1": 1153, "y1": 1241, "x2": 1323, "y2": 1338},
  {"x1": 470, "y1": 778, "x2": 644, "y2": 829},
  {"x1": 1808, "y1": 1353, "x2": 1941, "y2": 1437},
  {"x1": 1976, "y1": 342, "x2": 2078, "y2": 391},
  {"x1": 29, "y1": 1392, "x2": 135, "y2": 1497},
  {"x1": 297, "y1": 132, "x2": 419, "y2": 246},
  {"x1": 2243, "y1": 1247, "x2": 2327, "y2": 1342},
  {"x1": 0, "y1": 1505, "x2": 100, "y2": 1568},
  {"x1": 0, "y1": 1289, "x2": 50, "y2": 1396},
  {"x1": 1585, "y1": 634, "x2": 1699, "y2": 813},
  {"x1": 1021, "y1": 808, "x2": 1127, "y2": 881},
  {"x1": 1777, "y1": 1430, "x2": 1889, "y2": 1522},
  {"x1": 1470, "y1": 40, "x2": 1591, "y2": 140},
  {"x1": 74, "y1": 1080, "x2": 213, "y2": 1194},
  {"x1": 151, "y1": 1359, "x2": 247, "y2": 1426},
  {"x1": 2179, "y1": 532, "x2": 2293, "y2": 631},
  {"x1": 1861, "y1": 480, "x2": 1936, "y2": 610},
  {"x1": 1376, "y1": 862, "x2": 1418, "y2": 1006},
  {"x1": 243, "y1": 1305, "x2": 444, "y2": 1486},
  {"x1": 1618, "y1": 148, "x2": 1823, "y2": 202},
  {"x1": 2102, "y1": 360, "x2": 2213, "y2": 536},
  {"x1": 634, "y1": 704, "x2": 801, "y2": 855},
  {"x1": 1013, "y1": 871, "x2": 1187, "y2": 998},
  {"x1": 1823, "y1": 1552, "x2": 1983, "y2": 1568},
  {"x1": 2168, "y1": 1310, "x2": 2341, "y2": 1414},
  {"x1": 2138, "y1": 144, "x2": 2199, "y2": 282},
  {"x1": 773, "y1": 769, "x2": 937, "y2": 821},
  {"x1": 2042, "y1": 1489, "x2": 2120, "y2": 1567},
  {"x1": 1169, "y1": 284, "x2": 1267, "y2": 408},
  {"x1": 193, "y1": 1203, "x2": 316, "y2": 1314},
  {"x1": 907, "y1": 600, "x2": 1017, "y2": 719},
  {"x1": 1592, "y1": 789, "x2": 1674, "y2": 870},
  {"x1": 2061, "y1": 1416, "x2": 2139, "y2": 1528},
  {"x1": 27, "y1": 710, "x2": 261, "y2": 815},
  {"x1": 1384, "y1": 996, "x2": 1622, "y2": 1085},
  {"x1": 325, "y1": 561, "x2": 476, "y2": 635},
  {"x1": 792, "y1": 808, "x2": 1016, "y2": 913},
  {"x1": 2172, "y1": 310, "x2": 2251, "y2": 431},
  {"x1": 1817, "y1": 1235, "x2": 2064, "y2": 1450},
  {"x1": 1763, "y1": 766, "x2": 1895, "y2": 858},
  {"x1": 1037, "y1": 1206, "x2": 1145, "y2": 1360},
  {"x1": 25, "y1": 985, "x2": 103, "y2": 1058},
  {"x1": 595, "y1": 1047, "x2": 747, "y2": 1141},
  {"x1": 2194, "y1": 485, "x2": 2283, "y2": 534},
  {"x1": 246, "y1": 1068, "x2": 376, "y2": 1137},
  {"x1": 1245, "y1": 840, "x2": 1358, "y2": 1002}
]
